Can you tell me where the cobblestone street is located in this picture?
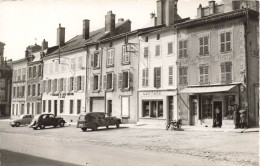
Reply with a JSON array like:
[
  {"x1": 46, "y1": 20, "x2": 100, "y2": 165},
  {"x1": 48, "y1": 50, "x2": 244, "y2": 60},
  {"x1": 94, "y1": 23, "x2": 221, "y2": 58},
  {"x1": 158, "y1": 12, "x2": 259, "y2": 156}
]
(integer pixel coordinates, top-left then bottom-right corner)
[{"x1": 0, "y1": 120, "x2": 258, "y2": 166}]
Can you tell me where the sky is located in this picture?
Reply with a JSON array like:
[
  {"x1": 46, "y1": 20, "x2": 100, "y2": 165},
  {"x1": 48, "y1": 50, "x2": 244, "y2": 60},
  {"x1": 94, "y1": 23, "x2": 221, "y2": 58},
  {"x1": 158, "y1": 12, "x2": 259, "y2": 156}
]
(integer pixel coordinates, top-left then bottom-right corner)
[{"x1": 0, "y1": 0, "x2": 222, "y2": 61}]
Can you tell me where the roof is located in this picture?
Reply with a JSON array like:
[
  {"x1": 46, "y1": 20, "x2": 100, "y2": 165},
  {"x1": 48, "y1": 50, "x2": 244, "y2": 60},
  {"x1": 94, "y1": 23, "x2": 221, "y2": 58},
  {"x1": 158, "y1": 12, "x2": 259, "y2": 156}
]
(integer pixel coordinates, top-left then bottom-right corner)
[
  {"x1": 174, "y1": 9, "x2": 259, "y2": 29},
  {"x1": 12, "y1": 58, "x2": 27, "y2": 65},
  {"x1": 47, "y1": 19, "x2": 131, "y2": 57},
  {"x1": 180, "y1": 84, "x2": 240, "y2": 94}
]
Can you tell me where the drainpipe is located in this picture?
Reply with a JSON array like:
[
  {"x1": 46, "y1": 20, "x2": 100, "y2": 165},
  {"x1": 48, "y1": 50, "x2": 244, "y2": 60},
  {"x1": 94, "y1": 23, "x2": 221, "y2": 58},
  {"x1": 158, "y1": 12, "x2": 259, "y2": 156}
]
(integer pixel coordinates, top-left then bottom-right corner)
[{"x1": 84, "y1": 45, "x2": 89, "y2": 113}]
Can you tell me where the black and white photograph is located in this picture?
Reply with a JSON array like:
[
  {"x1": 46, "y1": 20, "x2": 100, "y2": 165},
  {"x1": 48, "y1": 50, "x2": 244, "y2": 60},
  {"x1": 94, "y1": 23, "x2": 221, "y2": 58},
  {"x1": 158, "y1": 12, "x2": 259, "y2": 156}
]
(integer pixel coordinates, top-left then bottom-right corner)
[{"x1": 0, "y1": 0, "x2": 259, "y2": 165}]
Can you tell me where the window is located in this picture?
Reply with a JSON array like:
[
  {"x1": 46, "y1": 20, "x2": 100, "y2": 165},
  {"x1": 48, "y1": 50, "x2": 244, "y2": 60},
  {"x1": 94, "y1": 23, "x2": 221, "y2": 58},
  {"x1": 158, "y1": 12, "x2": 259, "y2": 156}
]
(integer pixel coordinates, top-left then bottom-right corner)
[
  {"x1": 77, "y1": 100, "x2": 81, "y2": 114},
  {"x1": 156, "y1": 34, "x2": 160, "y2": 40},
  {"x1": 93, "y1": 75, "x2": 100, "y2": 91},
  {"x1": 168, "y1": 42, "x2": 173, "y2": 54},
  {"x1": 17, "y1": 87, "x2": 19, "y2": 97},
  {"x1": 27, "y1": 103, "x2": 30, "y2": 114},
  {"x1": 142, "y1": 100, "x2": 163, "y2": 118},
  {"x1": 53, "y1": 79, "x2": 57, "y2": 92},
  {"x1": 48, "y1": 100, "x2": 51, "y2": 113},
  {"x1": 122, "y1": 45, "x2": 131, "y2": 64},
  {"x1": 199, "y1": 65, "x2": 209, "y2": 85},
  {"x1": 43, "y1": 100, "x2": 46, "y2": 112},
  {"x1": 48, "y1": 80, "x2": 51, "y2": 92},
  {"x1": 55, "y1": 61, "x2": 59, "y2": 72},
  {"x1": 105, "y1": 73, "x2": 113, "y2": 90},
  {"x1": 70, "y1": 58, "x2": 75, "y2": 70},
  {"x1": 0, "y1": 90, "x2": 5, "y2": 101},
  {"x1": 77, "y1": 76, "x2": 82, "y2": 91},
  {"x1": 38, "y1": 65, "x2": 41, "y2": 77},
  {"x1": 107, "y1": 48, "x2": 114, "y2": 66},
  {"x1": 201, "y1": 96, "x2": 212, "y2": 119},
  {"x1": 122, "y1": 71, "x2": 129, "y2": 89},
  {"x1": 179, "y1": 67, "x2": 188, "y2": 85},
  {"x1": 33, "y1": 66, "x2": 36, "y2": 78},
  {"x1": 179, "y1": 40, "x2": 188, "y2": 58},
  {"x1": 13, "y1": 87, "x2": 16, "y2": 97},
  {"x1": 37, "y1": 103, "x2": 41, "y2": 114},
  {"x1": 18, "y1": 69, "x2": 21, "y2": 81},
  {"x1": 22, "y1": 86, "x2": 25, "y2": 97},
  {"x1": 70, "y1": 77, "x2": 74, "y2": 91},
  {"x1": 32, "y1": 84, "x2": 36, "y2": 96},
  {"x1": 145, "y1": 36, "x2": 148, "y2": 42},
  {"x1": 0, "y1": 79, "x2": 5, "y2": 88},
  {"x1": 142, "y1": 68, "x2": 148, "y2": 87},
  {"x1": 220, "y1": 32, "x2": 232, "y2": 53},
  {"x1": 144, "y1": 47, "x2": 149, "y2": 58},
  {"x1": 78, "y1": 56, "x2": 82, "y2": 69},
  {"x1": 60, "y1": 100, "x2": 64, "y2": 113},
  {"x1": 169, "y1": 66, "x2": 173, "y2": 86},
  {"x1": 70, "y1": 100, "x2": 74, "y2": 114},
  {"x1": 91, "y1": 52, "x2": 100, "y2": 68},
  {"x1": 199, "y1": 36, "x2": 209, "y2": 56},
  {"x1": 59, "y1": 78, "x2": 63, "y2": 92},
  {"x1": 13, "y1": 70, "x2": 17, "y2": 81},
  {"x1": 155, "y1": 45, "x2": 160, "y2": 56},
  {"x1": 220, "y1": 62, "x2": 232, "y2": 84},
  {"x1": 37, "y1": 83, "x2": 40, "y2": 96},
  {"x1": 28, "y1": 85, "x2": 31, "y2": 96},
  {"x1": 22, "y1": 68, "x2": 26, "y2": 80},
  {"x1": 154, "y1": 67, "x2": 161, "y2": 88}
]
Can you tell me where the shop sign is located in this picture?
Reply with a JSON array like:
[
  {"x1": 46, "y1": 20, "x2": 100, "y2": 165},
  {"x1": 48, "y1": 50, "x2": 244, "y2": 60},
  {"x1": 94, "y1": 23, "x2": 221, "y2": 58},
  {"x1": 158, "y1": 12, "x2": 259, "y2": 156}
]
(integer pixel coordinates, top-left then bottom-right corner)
[
  {"x1": 215, "y1": 54, "x2": 233, "y2": 61},
  {"x1": 143, "y1": 91, "x2": 161, "y2": 96}
]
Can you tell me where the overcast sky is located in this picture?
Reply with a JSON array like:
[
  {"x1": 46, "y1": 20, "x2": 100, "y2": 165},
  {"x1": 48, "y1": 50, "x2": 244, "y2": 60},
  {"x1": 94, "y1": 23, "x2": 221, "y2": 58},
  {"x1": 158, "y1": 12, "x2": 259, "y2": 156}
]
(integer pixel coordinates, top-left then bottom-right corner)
[{"x1": 0, "y1": 0, "x2": 222, "y2": 61}]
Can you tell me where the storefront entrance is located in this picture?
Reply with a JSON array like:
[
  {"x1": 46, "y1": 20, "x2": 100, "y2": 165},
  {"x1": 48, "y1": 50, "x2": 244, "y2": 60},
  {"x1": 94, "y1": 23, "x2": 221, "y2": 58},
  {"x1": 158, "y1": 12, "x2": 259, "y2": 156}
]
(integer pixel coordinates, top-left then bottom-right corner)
[
  {"x1": 190, "y1": 99, "x2": 198, "y2": 126},
  {"x1": 213, "y1": 101, "x2": 222, "y2": 127}
]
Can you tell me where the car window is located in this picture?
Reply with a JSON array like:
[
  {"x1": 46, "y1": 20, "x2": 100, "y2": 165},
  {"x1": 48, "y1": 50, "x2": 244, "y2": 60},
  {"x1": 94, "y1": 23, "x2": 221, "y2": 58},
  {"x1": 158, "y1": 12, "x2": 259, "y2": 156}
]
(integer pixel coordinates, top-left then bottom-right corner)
[
  {"x1": 42, "y1": 115, "x2": 48, "y2": 119},
  {"x1": 49, "y1": 115, "x2": 54, "y2": 118},
  {"x1": 23, "y1": 115, "x2": 27, "y2": 119}
]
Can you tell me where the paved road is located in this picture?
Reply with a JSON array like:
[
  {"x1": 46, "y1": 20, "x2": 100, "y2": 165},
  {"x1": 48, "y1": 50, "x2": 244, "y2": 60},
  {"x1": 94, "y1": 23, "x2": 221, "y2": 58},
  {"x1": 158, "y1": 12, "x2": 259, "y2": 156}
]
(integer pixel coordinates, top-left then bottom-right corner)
[{"x1": 0, "y1": 120, "x2": 258, "y2": 166}]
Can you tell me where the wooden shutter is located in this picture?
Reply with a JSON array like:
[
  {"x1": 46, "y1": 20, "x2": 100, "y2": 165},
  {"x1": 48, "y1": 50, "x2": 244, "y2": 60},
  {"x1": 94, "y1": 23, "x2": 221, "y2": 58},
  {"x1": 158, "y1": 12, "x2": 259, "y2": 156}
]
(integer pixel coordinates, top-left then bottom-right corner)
[
  {"x1": 199, "y1": 66, "x2": 204, "y2": 84},
  {"x1": 113, "y1": 74, "x2": 117, "y2": 92},
  {"x1": 51, "y1": 80, "x2": 54, "y2": 93},
  {"x1": 226, "y1": 62, "x2": 232, "y2": 83},
  {"x1": 74, "y1": 77, "x2": 77, "y2": 91},
  {"x1": 90, "y1": 76, "x2": 94, "y2": 91},
  {"x1": 111, "y1": 49, "x2": 114, "y2": 65},
  {"x1": 129, "y1": 71, "x2": 133, "y2": 89},
  {"x1": 226, "y1": 32, "x2": 231, "y2": 51},
  {"x1": 67, "y1": 78, "x2": 70, "y2": 92},
  {"x1": 220, "y1": 33, "x2": 225, "y2": 52},
  {"x1": 183, "y1": 67, "x2": 188, "y2": 85},
  {"x1": 204, "y1": 36, "x2": 209, "y2": 54},
  {"x1": 154, "y1": 67, "x2": 161, "y2": 88},
  {"x1": 40, "y1": 81, "x2": 43, "y2": 94},
  {"x1": 103, "y1": 75, "x2": 107, "y2": 90},
  {"x1": 205, "y1": 66, "x2": 209, "y2": 84},
  {"x1": 220, "y1": 63, "x2": 226, "y2": 83},
  {"x1": 81, "y1": 76, "x2": 85, "y2": 91},
  {"x1": 118, "y1": 73, "x2": 123, "y2": 89},
  {"x1": 57, "y1": 79, "x2": 60, "y2": 92},
  {"x1": 168, "y1": 42, "x2": 173, "y2": 54},
  {"x1": 98, "y1": 75, "x2": 101, "y2": 90},
  {"x1": 63, "y1": 78, "x2": 67, "y2": 92},
  {"x1": 199, "y1": 38, "x2": 203, "y2": 55},
  {"x1": 142, "y1": 69, "x2": 145, "y2": 87},
  {"x1": 169, "y1": 66, "x2": 173, "y2": 85},
  {"x1": 144, "y1": 47, "x2": 148, "y2": 58},
  {"x1": 91, "y1": 54, "x2": 94, "y2": 67},
  {"x1": 184, "y1": 41, "x2": 188, "y2": 58}
]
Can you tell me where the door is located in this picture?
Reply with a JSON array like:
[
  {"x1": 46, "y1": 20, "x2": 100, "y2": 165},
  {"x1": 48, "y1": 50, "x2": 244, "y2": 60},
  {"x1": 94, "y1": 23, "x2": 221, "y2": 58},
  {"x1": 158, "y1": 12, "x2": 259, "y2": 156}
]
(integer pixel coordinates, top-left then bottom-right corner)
[
  {"x1": 168, "y1": 96, "x2": 174, "y2": 121},
  {"x1": 54, "y1": 100, "x2": 57, "y2": 116},
  {"x1": 107, "y1": 100, "x2": 112, "y2": 116},
  {"x1": 213, "y1": 101, "x2": 222, "y2": 127},
  {"x1": 190, "y1": 99, "x2": 198, "y2": 126}
]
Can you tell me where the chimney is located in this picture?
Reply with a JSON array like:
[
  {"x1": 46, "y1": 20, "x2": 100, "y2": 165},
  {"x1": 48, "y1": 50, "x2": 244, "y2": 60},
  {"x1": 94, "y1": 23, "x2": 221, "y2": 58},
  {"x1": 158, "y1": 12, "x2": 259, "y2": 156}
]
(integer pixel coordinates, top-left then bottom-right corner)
[
  {"x1": 57, "y1": 23, "x2": 65, "y2": 46},
  {"x1": 105, "y1": 11, "x2": 115, "y2": 34},
  {"x1": 197, "y1": 4, "x2": 203, "y2": 18},
  {"x1": 83, "y1": 19, "x2": 90, "y2": 40},
  {"x1": 118, "y1": 18, "x2": 124, "y2": 22},
  {"x1": 42, "y1": 39, "x2": 48, "y2": 50},
  {"x1": 157, "y1": 0, "x2": 178, "y2": 26},
  {"x1": 209, "y1": 1, "x2": 215, "y2": 15},
  {"x1": 25, "y1": 49, "x2": 29, "y2": 59}
]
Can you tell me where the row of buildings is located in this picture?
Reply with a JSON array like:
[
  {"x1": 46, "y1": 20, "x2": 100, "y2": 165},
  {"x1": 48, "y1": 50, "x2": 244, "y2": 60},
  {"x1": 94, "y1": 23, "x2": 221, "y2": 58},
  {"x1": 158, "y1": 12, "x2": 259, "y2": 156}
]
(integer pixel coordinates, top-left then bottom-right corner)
[{"x1": 9, "y1": 0, "x2": 259, "y2": 127}]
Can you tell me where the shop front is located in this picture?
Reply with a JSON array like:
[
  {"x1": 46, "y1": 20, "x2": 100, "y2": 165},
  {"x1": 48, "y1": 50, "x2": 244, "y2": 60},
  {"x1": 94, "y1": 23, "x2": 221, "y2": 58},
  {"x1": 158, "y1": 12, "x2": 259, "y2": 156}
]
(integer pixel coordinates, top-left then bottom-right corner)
[
  {"x1": 181, "y1": 84, "x2": 241, "y2": 128},
  {"x1": 138, "y1": 90, "x2": 177, "y2": 124}
]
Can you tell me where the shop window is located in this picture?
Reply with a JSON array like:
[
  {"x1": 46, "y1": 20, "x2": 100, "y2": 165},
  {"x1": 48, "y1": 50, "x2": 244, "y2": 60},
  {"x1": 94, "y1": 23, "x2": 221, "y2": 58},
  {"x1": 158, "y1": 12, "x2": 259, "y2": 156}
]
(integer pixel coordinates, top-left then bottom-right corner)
[
  {"x1": 199, "y1": 64, "x2": 209, "y2": 85},
  {"x1": 220, "y1": 32, "x2": 232, "y2": 53},
  {"x1": 107, "y1": 48, "x2": 114, "y2": 67},
  {"x1": 154, "y1": 67, "x2": 161, "y2": 88},
  {"x1": 199, "y1": 36, "x2": 209, "y2": 56},
  {"x1": 179, "y1": 67, "x2": 188, "y2": 85},
  {"x1": 220, "y1": 62, "x2": 232, "y2": 84},
  {"x1": 224, "y1": 95, "x2": 235, "y2": 120},
  {"x1": 179, "y1": 40, "x2": 188, "y2": 58},
  {"x1": 142, "y1": 101, "x2": 163, "y2": 118},
  {"x1": 201, "y1": 96, "x2": 212, "y2": 119}
]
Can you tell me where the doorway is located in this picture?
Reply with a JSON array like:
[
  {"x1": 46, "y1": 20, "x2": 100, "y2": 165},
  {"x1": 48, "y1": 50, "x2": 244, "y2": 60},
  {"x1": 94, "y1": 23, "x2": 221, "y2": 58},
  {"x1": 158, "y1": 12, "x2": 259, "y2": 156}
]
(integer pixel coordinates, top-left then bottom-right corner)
[
  {"x1": 213, "y1": 101, "x2": 222, "y2": 127},
  {"x1": 107, "y1": 100, "x2": 112, "y2": 116},
  {"x1": 54, "y1": 100, "x2": 57, "y2": 116},
  {"x1": 190, "y1": 99, "x2": 198, "y2": 126}
]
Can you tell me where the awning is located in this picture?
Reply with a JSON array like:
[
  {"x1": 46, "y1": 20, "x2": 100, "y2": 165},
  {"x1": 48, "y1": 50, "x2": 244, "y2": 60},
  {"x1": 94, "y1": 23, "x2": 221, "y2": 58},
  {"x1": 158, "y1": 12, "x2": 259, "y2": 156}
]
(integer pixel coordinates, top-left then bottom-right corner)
[{"x1": 180, "y1": 84, "x2": 237, "y2": 94}]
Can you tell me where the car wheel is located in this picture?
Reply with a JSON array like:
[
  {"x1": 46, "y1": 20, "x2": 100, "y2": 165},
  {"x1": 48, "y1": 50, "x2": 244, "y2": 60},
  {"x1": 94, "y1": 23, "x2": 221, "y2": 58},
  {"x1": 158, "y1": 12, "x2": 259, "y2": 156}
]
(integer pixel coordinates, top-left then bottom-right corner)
[
  {"x1": 116, "y1": 121, "x2": 120, "y2": 128},
  {"x1": 91, "y1": 124, "x2": 98, "y2": 131},
  {"x1": 15, "y1": 122, "x2": 20, "y2": 127},
  {"x1": 81, "y1": 128, "x2": 87, "y2": 132},
  {"x1": 60, "y1": 122, "x2": 65, "y2": 127},
  {"x1": 40, "y1": 124, "x2": 45, "y2": 129},
  {"x1": 53, "y1": 124, "x2": 57, "y2": 128},
  {"x1": 11, "y1": 125, "x2": 15, "y2": 127},
  {"x1": 33, "y1": 127, "x2": 37, "y2": 130}
]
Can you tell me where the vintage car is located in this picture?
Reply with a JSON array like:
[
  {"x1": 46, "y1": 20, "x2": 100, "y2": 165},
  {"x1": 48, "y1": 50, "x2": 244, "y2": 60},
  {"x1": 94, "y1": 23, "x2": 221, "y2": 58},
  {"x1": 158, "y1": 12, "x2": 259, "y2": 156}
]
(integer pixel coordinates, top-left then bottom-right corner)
[
  {"x1": 77, "y1": 112, "x2": 122, "y2": 131},
  {"x1": 29, "y1": 113, "x2": 66, "y2": 130},
  {"x1": 10, "y1": 114, "x2": 34, "y2": 127}
]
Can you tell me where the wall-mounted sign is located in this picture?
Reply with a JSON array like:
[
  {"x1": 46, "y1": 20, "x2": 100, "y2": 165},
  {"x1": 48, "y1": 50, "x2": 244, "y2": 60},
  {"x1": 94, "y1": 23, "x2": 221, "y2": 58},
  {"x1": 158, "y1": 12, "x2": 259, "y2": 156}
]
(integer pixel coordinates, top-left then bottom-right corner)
[{"x1": 143, "y1": 91, "x2": 161, "y2": 96}]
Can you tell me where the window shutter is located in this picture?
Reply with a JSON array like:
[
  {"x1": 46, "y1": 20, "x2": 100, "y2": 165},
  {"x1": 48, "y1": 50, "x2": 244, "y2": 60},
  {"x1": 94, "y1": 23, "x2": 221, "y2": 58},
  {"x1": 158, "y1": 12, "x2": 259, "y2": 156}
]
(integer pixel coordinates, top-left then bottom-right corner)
[
  {"x1": 57, "y1": 79, "x2": 60, "y2": 92},
  {"x1": 146, "y1": 69, "x2": 149, "y2": 87},
  {"x1": 98, "y1": 75, "x2": 101, "y2": 90},
  {"x1": 63, "y1": 78, "x2": 67, "y2": 92},
  {"x1": 220, "y1": 33, "x2": 225, "y2": 52},
  {"x1": 90, "y1": 76, "x2": 94, "y2": 91},
  {"x1": 220, "y1": 63, "x2": 226, "y2": 83},
  {"x1": 103, "y1": 75, "x2": 107, "y2": 90},
  {"x1": 199, "y1": 38, "x2": 203, "y2": 55},
  {"x1": 113, "y1": 74, "x2": 117, "y2": 91},
  {"x1": 158, "y1": 67, "x2": 161, "y2": 88},
  {"x1": 67, "y1": 78, "x2": 70, "y2": 92},
  {"x1": 204, "y1": 36, "x2": 209, "y2": 54},
  {"x1": 169, "y1": 66, "x2": 173, "y2": 85},
  {"x1": 51, "y1": 80, "x2": 54, "y2": 93},
  {"x1": 154, "y1": 68, "x2": 156, "y2": 87},
  {"x1": 168, "y1": 42, "x2": 173, "y2": 54},
  {"x1": 129, "y1": 71, "x2": 133, "y2": 89},
  {"x1": 81, "y1": 76, "x2": 85, "y2": 91},
  {"x1": 118, "y1": 73, "x2": 123, "y2": 89},
  {"x1": 142, "y1": 69, "x2": 145, "y2": 87},
  {"x1": 226, "y1": 62, "x2": 232, "y2": 83},
  {"x1": 91, "y1": 54, "x2": 94, "y2": 67},
  {"x1": 144, "y1": 47, "x2": 148, "y2": 58},
  {"x1": 40, "y1": 81, "x2": 43, "y2": 94},
  {"x1": 74, "y1": 77, "x2": 77, "y2": 91},
  {"x1": 111, "y1": 49, "x2": 114, "y2": 65}
]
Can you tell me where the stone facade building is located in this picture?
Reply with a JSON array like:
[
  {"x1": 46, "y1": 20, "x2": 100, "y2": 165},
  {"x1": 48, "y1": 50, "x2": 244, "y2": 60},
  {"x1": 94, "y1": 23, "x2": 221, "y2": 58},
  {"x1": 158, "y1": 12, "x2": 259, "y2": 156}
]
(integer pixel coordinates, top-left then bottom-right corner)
[
  {"x1": 176, "y1": 0, "x2": 259, "y2": 127},
  {"x1": 0, "y1": 42, "x2": 12, "y2": 117}
]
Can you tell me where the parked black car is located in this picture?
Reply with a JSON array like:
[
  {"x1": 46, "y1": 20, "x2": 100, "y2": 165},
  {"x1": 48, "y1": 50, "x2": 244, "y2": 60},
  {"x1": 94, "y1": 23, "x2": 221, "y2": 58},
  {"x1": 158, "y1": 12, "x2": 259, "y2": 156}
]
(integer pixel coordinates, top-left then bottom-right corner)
[
  {"x1": 77, "y1": 112, "x2": 122, "y2": 131},
  {"x1": 29, "y1": 113, "x2": 66, "y2": 130}
]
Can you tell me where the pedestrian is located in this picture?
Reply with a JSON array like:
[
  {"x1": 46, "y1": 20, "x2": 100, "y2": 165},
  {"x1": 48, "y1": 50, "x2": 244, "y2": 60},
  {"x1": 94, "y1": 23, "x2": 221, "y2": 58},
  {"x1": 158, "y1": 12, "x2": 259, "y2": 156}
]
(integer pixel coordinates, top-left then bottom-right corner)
[
  {"x1": 215, "y1": 106, "x2": 221, "y2": 127},
  {"x1": 240, "y1": 110, "x2": 246, "y2": 128},
  {"x1": 233, "y1": 105, "x2": 239, "y2": 129}
]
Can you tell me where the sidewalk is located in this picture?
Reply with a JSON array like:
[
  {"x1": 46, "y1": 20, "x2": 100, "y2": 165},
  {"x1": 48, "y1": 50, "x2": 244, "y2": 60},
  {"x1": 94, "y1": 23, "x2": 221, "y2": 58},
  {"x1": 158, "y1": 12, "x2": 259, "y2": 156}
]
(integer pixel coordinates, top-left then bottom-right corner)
[{"x1": 120, "y1": 123, "x2": 259, "y2": 133}]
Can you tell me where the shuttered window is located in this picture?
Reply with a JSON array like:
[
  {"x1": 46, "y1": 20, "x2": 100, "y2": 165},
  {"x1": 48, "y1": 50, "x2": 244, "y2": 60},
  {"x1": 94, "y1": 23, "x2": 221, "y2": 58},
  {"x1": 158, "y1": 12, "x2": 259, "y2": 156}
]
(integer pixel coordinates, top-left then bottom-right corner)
[
  {"x1": 77, "y1": 76, "x2": 81, "y2": 91},
  {"x1": 33, "y1": 66, "x2": 37, "y2": 78},
  {"x1": 122, "y1": 45, "x2": 131, "y2": 64},
  {"x1": 155, "y1": 45, "x2": 160, "y2": 56},
  {"x1": 142, "y1": 68, "x2": 148, "y2": 87},
  {"x1": 106, "y1": 73, "x2": 113, "y2": 90},
  {"x1": 199, "y1": 36, "x2": 209, "y2": 56},
  {"x1": 71, "y1": 58, "x2": 76, "y2": 70},
  {"x1": 70, "y1": 77, "x2": 74, "y2": 91},
  {"x1": 169, "y1": 66, "x2": 173, "y2": 86},
  {"x1": 28, "y1": 67, "x2": 32, "y2": 79},
  {"x1": 168, "y1": 42, "x2": 173, "y2": 54},
  {"x1": 220, "y1": 32, "x2": 232, "y2": 53},
  {"x1": 37, "y1": 83, "x2": 40, "y2": 96},
  {"x1": 179, "y1": 67, "x2": 188, "y2": 85},
  {"x1": 220, "y1": 62, "x2": 232, "y2": 84},
  {"x1": 179, "y1": 40, "x2": 188, "y2": 58},
  {"x1": 119, "y1": 71, "x2": 131, "y2": 90},
  {"x1": 93, "y1": 75, "x2": 100, "y2": 91},
  {"x1": 199, "y1": 65, "x2": 209, "y2": 85},
  {"x1": 144, "y1": 47, "x2": 149, "y2": 58},
  {"x1": 107, "y1": 48, "x2": 114, "y2": 66},
  {"x1": 91, "y1": 52, "x2": 100, "y2": 68},
  {"x1": 28, "y1": 85, "x2": 31, "y2": 96},
  {"x1": 22, "y1": 68, "x2": 26, "y2": 80},
  {"x1": 154, "y1": 67, "x2": 161, "y2": 88},
  {"x1": 38, "y1": 65, "x2": 42, "y2": 77}
]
